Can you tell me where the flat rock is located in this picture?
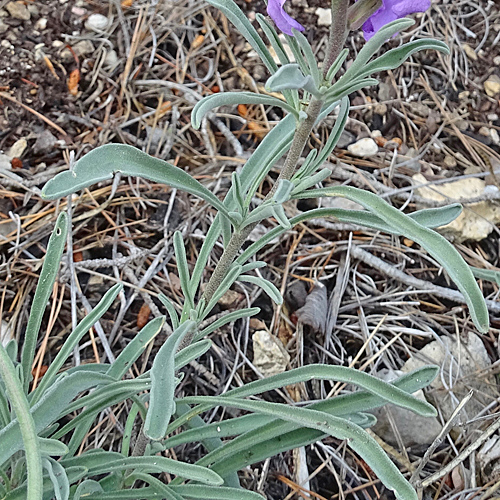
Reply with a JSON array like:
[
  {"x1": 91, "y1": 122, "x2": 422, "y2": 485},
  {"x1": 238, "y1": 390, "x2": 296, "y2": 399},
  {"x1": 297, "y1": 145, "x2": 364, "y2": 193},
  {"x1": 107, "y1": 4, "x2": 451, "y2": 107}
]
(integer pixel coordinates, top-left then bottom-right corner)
[
  {"x1": 33, "y1": 130, "x2": 57, "y2": 154},
  {"x1": 252, "y1": 330, "x2": 290, "y2": 377},
  {"x1": 402, "y1": 332, "x2": 495, "y2": 423},
  {"x1": 413, "y1": 173, "x2": 500, "y2": 241},
  {"x1": 6, "y1": 1, "x2": 30, "y2": 20},
  {"x1": 371, "y1": 369, "x2": 442, "y2": 447},
  {"x1": 347, "y1": 137, "x2": 378, "y2": 157}
]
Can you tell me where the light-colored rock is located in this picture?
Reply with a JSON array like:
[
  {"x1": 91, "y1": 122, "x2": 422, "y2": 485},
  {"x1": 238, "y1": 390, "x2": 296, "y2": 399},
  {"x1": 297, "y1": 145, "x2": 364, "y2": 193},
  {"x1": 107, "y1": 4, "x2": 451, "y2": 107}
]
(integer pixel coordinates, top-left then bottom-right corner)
[
  {"x1": 443, "y1": 155, "x2": 457, "y2": 168},
  {"x1": 462, "y1": 43, "x2": 477, "y2": 61},
  {"x1": 104, "y1": 49, "x2": 118, "y2": 68},
  {"x1": 484, "y1": 75, "x2": 500, "y2": 97},
  {"x1": 217, "y1": 289, "x2": 241, "y2": 309},
  {"x1": 8, "y1": 138, "x2": 27, "y2": 158},
  {"x1": 402, "y1": 332, "x2": 495, "y2": 423},
  {"x1": 6, "y1": 1, "x2": 30, "y2": 20},
  {"x1": 347, "y1": 137, "x2": 378, "y2": 157},
  {"x1": 479, "y1": 126, "x2": 491, "y2": 137},
  {"x1": 413, "y1": 173, "x2": 500, "y2": 241},
  {"x1": 33, "y1": 129, "x2": 57, "y2": 154},
  {"x1": 494, "y1": 56, "x2": 500, "y2": 66},
  {"x1": 253, "y1": 330, "x2": 290, "y2": 377},
  {"x1": 0, "y1": 19, "x2": 7, "y2": 34},
  {"x1": 85, "y1": 13, "x2": 109, "y2": 32},
  {"x1": 491, "y1": 128, "x2": 500, "y2": 145},
  {"x1": 315, "y1": 7, "x2": 331, "y2": 26},
  {"x1": 34, "y1": 18, "x2": 47, "y2": 30},
  {"x1": 372, "y1": 369, "x2": 442, "y2": 447}
]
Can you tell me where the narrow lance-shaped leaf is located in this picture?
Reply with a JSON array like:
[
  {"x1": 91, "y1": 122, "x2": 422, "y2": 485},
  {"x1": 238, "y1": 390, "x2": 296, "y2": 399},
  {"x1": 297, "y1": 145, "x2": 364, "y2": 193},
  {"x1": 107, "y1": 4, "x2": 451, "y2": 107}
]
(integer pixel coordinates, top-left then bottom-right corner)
[
  {"x1": 336, "y1": 18, "x2": 415, "y2": 86},
  {"x1": 194, "y1": 367, "x2": 438, "y2": 474},
  {"x1": 237, "y1": 205, "x2": 466, "y2": 265},
  {"x1": 31, "y1": 283, "x2": 123, "y2": 404},
  {"x1": 41, "y1": 144, "x2": 238, "y2": 226},
  {"x1": 205, "y1": 0, "x2": 277, "y2": 73},
  {"x1": 193, "y1": 307, "x2": 260, "y2": 342},
  {"x1": 21, "y1": 212, "x2": 68, "y2": 392},
  {"x1": 106, "y1": 316, "x2": 165, "y2": 380},
  {"x1": 144, "y1": 321, "x2": 196, "y2": 440},
  {"x1": 42, "y1": 457, "x2": 69, "y2": 500},
  {"x1": 0, "y1": 372, "x2": 114, "y2": 464},
  {"x1": 192, "y1": 92, "x2": 298, "y2": 129},
  {"x1": 179, "y1": 395, "x2": 418, "y2": 500},
  {"x1": 355, "y1": 39, "x2": 450, "y2": 81},
  {"x1": 294, "y1": 186, "x2": 489, "y2": 332},
  {"x1": 74, "y1": 456, "x2": 223, "y2": 486}
]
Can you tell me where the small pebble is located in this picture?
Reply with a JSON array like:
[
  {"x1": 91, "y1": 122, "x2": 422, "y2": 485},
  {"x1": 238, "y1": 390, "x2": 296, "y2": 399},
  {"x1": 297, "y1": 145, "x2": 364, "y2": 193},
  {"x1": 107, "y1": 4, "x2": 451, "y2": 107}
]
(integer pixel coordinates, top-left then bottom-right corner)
[
  {"x1": 315, "y1": 7, "x2": 331, "y2": 26},
  {"x1": 8, "y1": 138, "x2": 27, "y2": 159},
  {"x1": 85, "y1": 13, "x2": 109, "y2": 31},
  {"x1": 484, "y1": 75, "x2": 500, "y2": 97},
  {"x1": 34, "y1": 18, "x2": 47, "y2": 30},
  {"x1": 491, "y1": 129, "x2": 500, "y2": 145},
  {"x1": 347, "y1": 137, "x2": 378, "y2": 157},
  {"x1": 479, "y1": 126, "x2": 491, "y2": 137},
  {"x1": 444, "y1": 155, "x2": 457, "y2": 168}
]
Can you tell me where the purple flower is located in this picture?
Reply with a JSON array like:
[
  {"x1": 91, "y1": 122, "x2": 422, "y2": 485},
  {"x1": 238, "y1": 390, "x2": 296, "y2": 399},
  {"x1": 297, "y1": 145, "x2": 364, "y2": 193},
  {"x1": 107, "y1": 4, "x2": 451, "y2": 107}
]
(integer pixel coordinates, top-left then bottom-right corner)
[
  {"x1": 267, "y1": 0, "x2": 305, "y2": 36},
  {"x1": 362, "y1": 0, "x2": 431, "y2": 40}
]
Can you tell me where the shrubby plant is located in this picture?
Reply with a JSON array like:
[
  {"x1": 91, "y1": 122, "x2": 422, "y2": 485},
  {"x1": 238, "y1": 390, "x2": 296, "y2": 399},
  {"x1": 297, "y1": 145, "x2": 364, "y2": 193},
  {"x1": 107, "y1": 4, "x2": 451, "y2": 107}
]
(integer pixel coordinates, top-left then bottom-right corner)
[{"x1": 0, "y1": 1, "x2": 490, "y2": 499}]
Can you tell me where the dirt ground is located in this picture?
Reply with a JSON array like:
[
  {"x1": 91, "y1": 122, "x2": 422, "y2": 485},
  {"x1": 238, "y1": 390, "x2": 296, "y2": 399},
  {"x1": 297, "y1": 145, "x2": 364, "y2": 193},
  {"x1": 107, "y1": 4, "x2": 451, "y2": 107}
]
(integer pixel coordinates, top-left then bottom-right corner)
[{"x1": 1, "y1": 0, "x2": 500, "y2": 498}]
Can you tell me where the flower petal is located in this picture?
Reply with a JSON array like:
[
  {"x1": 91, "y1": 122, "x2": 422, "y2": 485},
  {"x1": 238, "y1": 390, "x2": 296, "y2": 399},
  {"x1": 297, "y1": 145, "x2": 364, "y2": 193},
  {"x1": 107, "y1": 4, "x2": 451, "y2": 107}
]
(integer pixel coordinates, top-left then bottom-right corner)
[
  {"x1": 267, "y1": 0, "x2": 305, "y2": 36},
  {"x1": 361, "y1": 0, "x2": 430, "y2": 40}
]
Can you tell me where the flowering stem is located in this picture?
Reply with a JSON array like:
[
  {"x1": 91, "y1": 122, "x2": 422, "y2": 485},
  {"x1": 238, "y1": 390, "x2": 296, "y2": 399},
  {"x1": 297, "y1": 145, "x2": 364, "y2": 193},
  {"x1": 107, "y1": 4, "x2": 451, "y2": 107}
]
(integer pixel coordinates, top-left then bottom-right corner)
[
  {"x1": 201, "y1": 97, "x2": 324, "y2": 306},
  {"x1": 323, "y1": 0, "x2": 349, "y2": 78}
]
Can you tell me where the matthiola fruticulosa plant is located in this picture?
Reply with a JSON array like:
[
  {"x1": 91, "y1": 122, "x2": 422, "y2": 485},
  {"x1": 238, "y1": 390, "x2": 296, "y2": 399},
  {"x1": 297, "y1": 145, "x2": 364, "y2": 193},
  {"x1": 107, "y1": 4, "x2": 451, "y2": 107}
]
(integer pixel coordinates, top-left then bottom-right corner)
[{"x1": 0, "y1": 1, "x2": 489, "y2": 500}]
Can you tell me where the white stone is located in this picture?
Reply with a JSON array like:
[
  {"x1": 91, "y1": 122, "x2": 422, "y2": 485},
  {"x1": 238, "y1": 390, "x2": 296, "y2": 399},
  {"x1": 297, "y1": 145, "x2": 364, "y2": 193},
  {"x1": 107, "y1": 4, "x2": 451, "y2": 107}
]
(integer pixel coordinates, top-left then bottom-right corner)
[
  {"x1": 315, "y1": 7, "x2": 331, "y2": 26},
  {"x1": 252, "y1": 330, "x2": 290, "y2": 378},
  {"x1": 403, "y1": 332, "x2": 495, "y2": 423},
  {"x1": 413, "y1": 173, "x2": 500, "y2": 241},
  {"x1": 8, "y1": 138, "x2": 27, "y2": 158},
  {"x1": 347, "y1": 137, "x2": 378, "y2": 157},
  {"x1": 104, "y1": 49, "x2": 118, "y2": 68},
  {"x1": 85, "y1": 13, "x2": 109, "y2": 31},
  {"x1": 34, "y1": 18, "x2": 47, "y2": 30},
  {"x1": 491, "y1": 128, "x2": 500, "y2": 145},
  {"x1": 484, "y1": 75, "x2": 500, "y2": 97}
]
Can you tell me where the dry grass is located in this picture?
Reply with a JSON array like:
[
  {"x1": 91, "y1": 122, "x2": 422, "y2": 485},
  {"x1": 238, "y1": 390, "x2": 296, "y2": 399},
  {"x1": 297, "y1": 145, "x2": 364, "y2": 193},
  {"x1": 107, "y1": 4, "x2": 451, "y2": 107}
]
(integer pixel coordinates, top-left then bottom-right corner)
[{"x1": 1, "y1": 0, "x2": 500, "y2": 498}]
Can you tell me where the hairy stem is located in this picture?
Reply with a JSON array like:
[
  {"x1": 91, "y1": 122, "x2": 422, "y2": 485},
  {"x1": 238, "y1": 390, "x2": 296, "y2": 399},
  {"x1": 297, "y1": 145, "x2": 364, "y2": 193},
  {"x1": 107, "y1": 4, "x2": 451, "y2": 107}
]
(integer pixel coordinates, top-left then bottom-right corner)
[
  {"x1": 201, "y1": 97, "x2": 324, "y2": 306},
  {"x1": 323, "y1": 0, "x2": 349, "y2": 78}
]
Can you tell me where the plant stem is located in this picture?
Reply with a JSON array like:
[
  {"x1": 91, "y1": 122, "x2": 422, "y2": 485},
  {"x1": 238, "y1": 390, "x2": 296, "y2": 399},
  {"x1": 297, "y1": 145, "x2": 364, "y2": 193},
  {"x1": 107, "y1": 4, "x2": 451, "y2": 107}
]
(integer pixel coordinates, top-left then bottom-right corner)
[
  {"x1": 323, "y1": 0, "x2": 349, "y2": 78},
  {"x1": 0, "y1": 344, "x2": 43, "y2": 500},
  {"x1": 201, "y1": 97, "x2": 324, "y2": 306}
]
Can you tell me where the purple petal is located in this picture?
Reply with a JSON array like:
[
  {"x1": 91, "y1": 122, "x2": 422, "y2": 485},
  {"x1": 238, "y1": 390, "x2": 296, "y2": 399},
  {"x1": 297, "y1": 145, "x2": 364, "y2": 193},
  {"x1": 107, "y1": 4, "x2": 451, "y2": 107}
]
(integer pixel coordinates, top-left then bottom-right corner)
[
  {"x1": 267, "y1": 0, "x2": 305, "y2": 36},
  {"x1": 361, "y1": 0, "x2": 430, "y2": 40}
]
